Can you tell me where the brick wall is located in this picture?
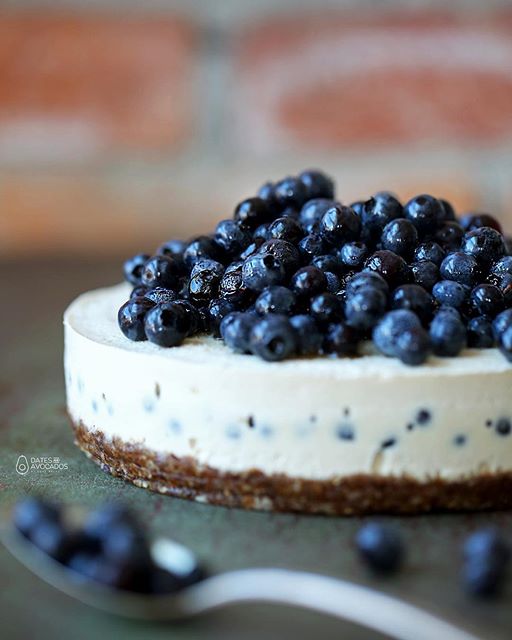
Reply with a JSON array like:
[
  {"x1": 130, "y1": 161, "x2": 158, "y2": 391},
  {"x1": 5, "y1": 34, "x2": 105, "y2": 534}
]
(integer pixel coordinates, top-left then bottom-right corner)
[{"x1": 0, "y1": 2, "x2": 511, "y2": 258}]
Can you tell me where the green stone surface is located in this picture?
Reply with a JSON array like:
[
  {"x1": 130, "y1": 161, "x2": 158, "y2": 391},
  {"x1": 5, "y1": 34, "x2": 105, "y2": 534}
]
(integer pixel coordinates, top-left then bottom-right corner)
[{"x1": 1, "y1": 259, "x2": 511, "y2": 640}]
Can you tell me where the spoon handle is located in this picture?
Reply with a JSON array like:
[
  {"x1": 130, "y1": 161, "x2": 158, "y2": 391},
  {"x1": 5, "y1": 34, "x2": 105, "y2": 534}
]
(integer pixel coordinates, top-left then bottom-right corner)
[{"x1": 177, "y1": 569, "x2": 481, "y2": 640}]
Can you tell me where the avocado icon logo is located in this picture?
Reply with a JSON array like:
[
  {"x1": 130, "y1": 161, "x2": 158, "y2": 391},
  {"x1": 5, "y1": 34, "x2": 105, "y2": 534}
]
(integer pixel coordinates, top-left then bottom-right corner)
[{"x1": 16, "y1": 455, "x2": 29, "y2": 475}]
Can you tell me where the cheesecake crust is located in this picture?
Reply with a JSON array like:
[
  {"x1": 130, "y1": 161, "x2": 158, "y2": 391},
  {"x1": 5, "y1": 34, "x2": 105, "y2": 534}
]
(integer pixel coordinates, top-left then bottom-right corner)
[{"x1": 72, "y1": 420, "x2": 512, "y2": 515}]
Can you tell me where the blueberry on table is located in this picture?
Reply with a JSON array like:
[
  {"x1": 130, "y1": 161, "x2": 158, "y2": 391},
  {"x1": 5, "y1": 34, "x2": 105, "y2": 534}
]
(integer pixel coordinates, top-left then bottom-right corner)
[
  {"x1": 414, "y1": 241, "x2": 446, "y2": 266},
  {"x1": 345, "y1": 271, "x2": 389, "y2": 298},
  {"x1": 463, "y1": 558, "x2": 506, "y2": 597},
  {"x1": 83, "y1": 504, "x2": 141, "y2": 542},
  {"x1": 434, "y1": 221, "x2": 464, "y2": 251},
  {"x1": 410, "y1": 260, "x2": 439, "y2": 292},
  {"x1": 462, "y1": 528, "x2": 510, "y2": 597},
  {"x1": 268, "y1": 216, "x2": 304, "y2": 244},
  {"x1": 13, "y1": 497, "x2": 61, "y2": 539},
  {"x1": 144, "y1": 287, "x2": 176, "y2": 304},
  {"x1": 323, "y1": 322, "x2": 359, "y2": 356},
  {"x1": 467, "y1": 316, "x2": 495, "y2": 349},
  {"x1": 373, "y1": 310, "x2": 430, "y2": 365},
  {"x1": 432, "y1": 280, "x2": 470, "y2": 309},
  {"x1": 290, "y1": 266, "x2": 327, "y2": 299},
  {"x1": 298, "y1": 168, "x2": 335, "y2": 201},
  {"x1": 440, "y1": 252, "x2": 481, "y2": 287},
  {"x1": 183, "y1": 235, "x2": 223, "y2": 269},
  {"x1": 207, "y1": 298, "x2": 238, "y2": 336},
  {"x1": 391, "y1": 285, "x2": 435, "y2": 325},
  {"x1": 299, "y1": 198, "x2": 337, "y2": 234},
  {"x1": 290, "y1": 314, "x2": 323, "y2": 356},
  {"x1": 461, "y1": 227, "x2": 506, "y2": 267},
  {"x1": 461, "y1": 213, "x2": 503, "y2": 234},
  {"x1": 123, "y1": 253, "x2": 150, "y2": 286},
  {"x1": 463, "y1": 528, "x2": 510, "y2": 564},
  {"x1": 242, "y1": 252, "x2": 288, "y2": 292},
  {"x1": 339, "y1": 241, "x2": 369, "y2": 269},
  {"x1": 156, "y1": 239, "x2": 186, "y2": 259},
  {"x1": 489, "y1": 255, "x2": 512, "y2": 279},
  {"x1": 255, "y1": 286, "x2": 296, "y2": 316},
  {"x1": 214, "y1": 219, "x2": 251, "y2": 256},
  {"x1": 311, "y1": 254, "x2": 342, "y2": 275},
  {"x1": 345, "y1": 287, "x2": 386, "y2": 331},
  {"x1": 404, "y1": 194, "x2": 443, "y2": 235},
  {"x1": 310, "y1": 293, "x2": 344, "y2": 326},
  {"x1": 273, "y1": 176, "x2": 308, "y2": 210},
  {"x1": 499, "y1": 325, "x2": 512, "y2": 362},
  {"x1": 324, "y1": 271, "x2": 340, "y2": 294},
  {"x1": 319, "y1": 204, "x2": 362, "y2": 245},
  {"x1": 234, "y1": 197, "x2": 272, "y2": 230},
  {"x1": 469, "y1": 284, "x2": 504, "y2": 318},
  {"x1": 439, "y1": 198, "x2": 456, "y2": 221},
  {"x1": 188, "y1": 259, "x2": 225, "y2": 303},
  {"x1": 355, "y1": 523, "x2": 404, "y2": 574},
  {"x1": 380, "y1": 218, "x2": 418, "y2": 259},
  {"x1": 430, "y1": 309, "x2": 467, "y2": 357},
  {"x1": 260, "y1": 239, "x2": 301, "y2": 276},
  {"x1": 144, "y1": 302, "x2": 192, "y2": 347},
  {"x1": 298, "y1": 233, "x2": 326, "y2": 259},
  {"x1": 361, "y1": 193, "x2": 403, "y2": 236},
  {"x1": 364, "y1": 250, "x2": 410, "y2": 288},
  {"x1": 220, "y1": 312, "x2": 257, "y2": 354},
  {"x1": 249, "y1": 315, "x2": 298, "y2": 361},
  {"x1": 118, "y1": 297, "x2": 155, "y2": 342},
  {"x1": 141, "y1": 255, "x2": 181, "y2": 290},
  {"x1": 130, "y1": 285, "x2": 149, "y2": 299}
]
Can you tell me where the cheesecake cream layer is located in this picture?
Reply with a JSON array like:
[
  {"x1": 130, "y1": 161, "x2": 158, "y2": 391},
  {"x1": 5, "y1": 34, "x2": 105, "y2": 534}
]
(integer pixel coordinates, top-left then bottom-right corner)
[{"x1": 64, "y1": 284, "x2": 512, "y2": 482}]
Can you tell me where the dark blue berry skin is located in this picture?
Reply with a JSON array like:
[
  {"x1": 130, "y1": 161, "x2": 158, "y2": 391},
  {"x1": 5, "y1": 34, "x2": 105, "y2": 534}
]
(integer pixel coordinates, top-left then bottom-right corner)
[
  {"x1": 299, "y1": 199, "x2": 336, "y2": 233},
  {"x1": 410, "y1": 260, "x2": 439, "y2": 291},
  {"x1": 310, "y1": 293, "x2": 344, "y2": 326},
  {"x1": 404, "y1": 194, "x2": 443, "y2": 235},
  {"x1": 249, "y1": 315, "x2": 298, "y2": 361},
  {"x1": 345, "y1": 287, "x2": 386, "y2": 331},
  {"x1": 130, "y1": 285, "x2": 149, "y2": 299},
  {"x1": 299, "y1": 169, "x2": 335, "y2": 200},
  {"x1": 242, "y1": 252, "x2": 287, "y2": 291},
  {"x1": 173, "y1": 300, "x2": 203, "y2": 335},
  {"x1": 183, "y1": 236, "x2": 223, "y2": 269},
  {"x1": 489, "y1": 255, "x2": 512, "y2": 279},
  {"x1": 469, "y1": 284, "x2": 504, "y2": 318},
  {"x1": 218, "y1": 261, "x2": 253, "y2": 306},
  {"x1": 220, "y1": 312, "x2": 256, "y2": 354},
  {"x1": 260, "y1": 239, "x2": 301, "y2": 276},
  {"x1": 257, "y1": 182, "x2": 277, "y2": 209},
  {"x1": 498, "y1": 274, "x2": 512, "y2": 307},
  {"x1": 83, "y1": 504, "x2": 139, "y2": 541},
  {"x1": 439, "y1": 199, "x2": 456, "y2": 221},
  {"x1": 381, "y1": 218, "x2": 418, "y2": 259},
  {"x1": 414, "y1": 241, "x2": 446, "y2": 266},
  {"x1": 463, "y1": 558, "x2": 506, "y2": 597},
  {"x1": 461, "y1": 227, "x2": 506, "y2": 267},
  {"x1": 499, "y1": 325, "x2": 512, "y2": 362},
  {"x1": 461, "y1": 213, "x2": 502, "y2": 234},
  {"x1": 346, "y1": 271, "x2": 389, "y2": 298},
  {"x1": 118, "y1": 297, "x2": 154, "y2": 341},
  {"x1": 102, "y1": 521, "x2": 151, "y2": 569},
  {"x1": 253, "y1": 223, "x2": 270, "y2": 241},
  {"x1": 273, "y1": 176, "x2": 308, "y2": 210},
  {"x1": 493, "y1": 309, "x2": 512, "y2": 339},
  {"x1": 290, "y1": 315, "x2": 323, "y2": 356},
  {"x1": 355, "y1": 523, "x2": 404, "y2": 574},
  {"x1": 290, "y1": 266, "x2": 327, "y2": 299},
  {"x1": 467, "y1": 316, "x2": 495, "y2": 349},
  {"x1": 234, "y1": 197, "x2": 271, "y2": 230},
  {"x1": 361, "y1": 193, "x2": 402, "y2": 237},
  {"x1": 268, "y1": 216, "x2": 303, "y2": 244},
  {"x1": 255, "y1": 286, "x2": 296, "y2": 316},
  {"x1": 440, "y1": 251, "x2": 481, "y2": 287},
  {"x1": 434, "y1": 221, "x2": 464, "y2": 251},
  {"x1": 124, "y1": 253, "x2": 150, "y2": 285},
  {"x1": 320, "y1": 204, "x2": 361, "y2": 245},
  {"x1": 144, "y1": 302, "x2": 191, "y2": 347},
  {"x1": 188, "y1": 259, "x2": 225, "y2": 303},
  {"x1": 373, "y1": 310, "x2": 430, "y2": 365},
  {"x1": 144, "y1": 287, "x2": 176, "y2": 304},
  {"x1": 141, "y1": 255, "x2": 181, "y2": 290},
  {"x1": 391, "y1": 284, "x2": 435, "y2": 325},
  {"x1": 13, "y1": 497, "x2": 61, "y2": 539},
  {"x1": 156, "y1": 239, "x2": 186, "y2": 259},
  {"x1": 325, "y1": 271, "x2": 340, "y2": 293},
  {"x1": 464, "y1": 528, "x2": 510, "y2": 565},
  {"x1": 323, "y1": 322, "x2": 359, "y2": 356},
  {"x1": 240, "y1": 238, "x2": 264, "y2": 261},
  {"x1": 430, "y1": 309, "x2": 467, "y2": 357},
  {"x1": 463, "y1": 528, "x2": 510, "y2": 597},
  {"x1": 207, "y1": 298, "x2": 238, "y2": 336},
  {"x1": 364, "y1": 250, "x2": 410, "y2": 288},
  {"x1": 338, "y1": 242, "x2": 369, "y2": 269},
  {"x1": 311, "y1": 254, "x2": 343, "y2": 275},
  {"x1": 349, "y1": 200, "x2": 365, "y2": 217},
  {"x1": 432, "y1": 280, "x2": 470, "y2": 309},
  {"x1": 298, "y1": 233, "x2": 326, "y2": 259},
  {"x1": 214, "y1": 219, "x2": 251, "y2": 256}
]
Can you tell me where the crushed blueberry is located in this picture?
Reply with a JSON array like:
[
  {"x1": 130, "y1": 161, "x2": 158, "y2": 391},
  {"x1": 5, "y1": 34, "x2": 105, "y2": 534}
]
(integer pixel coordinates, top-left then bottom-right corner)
[{"x1": 117, "y1": 171, "x2": 512, "y2": 365}]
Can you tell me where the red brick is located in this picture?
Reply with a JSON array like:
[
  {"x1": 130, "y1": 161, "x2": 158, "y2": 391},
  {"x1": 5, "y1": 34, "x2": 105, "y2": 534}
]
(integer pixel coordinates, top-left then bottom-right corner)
[
  {"x1": 0, "y1": 14, "x2": 196, "y2": 159},
  {"x1": 233, "y1": 10, "x2": 512, "y2": 151}
]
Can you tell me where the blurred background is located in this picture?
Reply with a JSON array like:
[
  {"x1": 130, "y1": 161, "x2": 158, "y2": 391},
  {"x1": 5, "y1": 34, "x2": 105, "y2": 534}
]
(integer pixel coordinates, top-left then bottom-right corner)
[{"x1": 0, "y1": 0, "x2": 511, "y2": 260}]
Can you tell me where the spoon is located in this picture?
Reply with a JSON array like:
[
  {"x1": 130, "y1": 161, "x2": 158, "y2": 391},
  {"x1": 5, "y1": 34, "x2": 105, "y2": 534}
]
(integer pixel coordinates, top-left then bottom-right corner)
[{"x1": 1, "y1": 528, "x2": 481, "y2": 640}]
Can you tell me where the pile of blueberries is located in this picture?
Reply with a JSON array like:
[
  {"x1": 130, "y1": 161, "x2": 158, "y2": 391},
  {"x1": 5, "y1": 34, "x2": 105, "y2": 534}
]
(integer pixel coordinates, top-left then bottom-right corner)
[
  {"x1": 119, "y1": 170, "x2": 512, "y2": 365},
  {"x1": 12, "y1": 497, "x2": 204, "y2": 593}
]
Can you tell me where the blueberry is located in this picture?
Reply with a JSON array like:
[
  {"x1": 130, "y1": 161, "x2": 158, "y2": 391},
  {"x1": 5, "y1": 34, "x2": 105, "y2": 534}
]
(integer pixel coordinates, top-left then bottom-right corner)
[
  {"x1": 489, "y1": 256, "x2": 512, "y2": 280},
  {"x1": 234, "y1": 197, "x2": 271, "y2": 230},
  {"x1": 118, "y1": 297, "x2": 155, "y2": 341},
  {"x1": 290, "y1": 315, "x2": 323, "y2": 356},
  {"x1": 355, "y1": 523, "x2": 404, "y2": 573},
  {"x1": 349, "y1": 200, "x2": 365, "y2": 217},
  {"x1": 220, "y1": 312, "x2": 256, "y2": 354},
  {"x1": 323, "y1": 322, "x2": 359, "y2": 356},
  {"x1": 102, "y1": 521, "x2": 152, "y2": 569},
  {"x1": 298, "y1": 233, "x2": 326, "y2": 259},
  {"x1": 430, "y1": 309, "x2": 467, "y2": 357},
  {"x1": 130, "y1": 285, "x2": 149, "y2": 299},
  {"x1": 464, "y1": 528, "x2": 510, "y2": 565},
  {"x1": 364, "y1": 250, "x2": 410, "y2": 288},
  {"x1": 311, "y1": 254, "x2": 342, "y2": 275},
  {"x1": 361, "y1": 193, "x2": 402, "y2": 236},
  {"x1": 156, "y1": 239, "x2": 186, "y2": 259},
  {"x1": 435, "y1": 221, "x2": 464, "y2": 251},
  {"x1": 404, "y1": 194, "x2": 443, "y2": 235},
  {"x1": 144, "y1": 288, "x2": 176, "y2": 304},
  {"x1": 493, "y1": 309, "x2": 512, "y2": 339},
  {"x1": 345, "y1": 287, "x2": 386, "y2": 331},
  {"x1": 13, "y1": 497, "x2": 61, "y2": 539},
  {"x1": 123, "y1": 253, "x2": 150, "y2": 285},
  {"x1": 463, "y1": 558, "x2": 506, "y2": 597},
  {"x1": 391, "y1": 284, "x2": 435, "y2": 325},
  {"x1": 242, "y1": 252, "x2": 287, "y2": 291},
  {"x1": 499, "y1": 325, "x2": 512, "y2": 362},
  {"x1": 188, "y1": 259, "x2": 225, "y2": 303},
  {"x1": 410, "y1": 260, "x2": 439, "y2": 291},
  {"x1": 83, "y1": 504, "x2": 139, "y2": 541},
  {"x1": 30, "y1": 520, "x2": 70, "y2": 561},
  {"x1": 461, "y1": 227, "x2": 506, "y2": 267},
  {"x1": 183, "y1": 236, "x2": 222, "y2": 269},
  {"x1": 338, "y1": 241, "x2": 369, "y2": 269},
  {"x1": 319, "y1": 204, "x2": 361, "y2": 245},
  {"x1": 299, "y1": 199, "x2": 337, "y2": 233},
  {"x1": 310, "y1": 293, "x2": 344, "y2": 326},
  {"x1": 461, "y1": 213, "x2": 502, "y2": 234},
  {"x1": 207, "y1": 298, "x2": 238, "y2": 336},
  {"x1": 346, "y1": 271, "x2": 389, "y2": 298},
  {"x1": 381, "y1": 218, "x2": 418, "y2": 258},
  {"x1": 290, "y1": 266, "x2": 327, "y2": 299},
  {"x1": 273, "y1": 176, "x2": 308, "y2": 210},
  {"x1": 439, "y1": 198, "x2": 456, "y2": 221},
  {"x1": 255, "y1": 286, "x2": 296, "y2": 316},
  {"x1": 259, "y1": 239, "x2": 301, "y2": 276},
  {"x1": 499, "y1": 274, "x2": 512, "y2": 307},
  {"x1": 240, "y1": 238, "x2": 265, "y2": 261},
  {"x1": 469, "y1": 284, "x2": 504, "y2": 318},
  {"x1": 253, "y1": 223, "x2": 270, "y2": 241},
  {"x1": 214, "y1": 219, "x2": 251, "y2": 256},
  {"x1": 467, "y1": 316, "x2": 495, "y2": 348},
  {"x1": 144, "y1": 302, "x2": 191, "y2": 347},
  {"x1": 432, "y1": 280, "x2": 469, "y2": 309},
  {"x1": 299, "y1": 169, "x2": 335, "y2": 200},
  {"x1": 249, "y1": 315, "x2": 298, "y2": 361},
  {"x1": 173, "y1": 300, "x2": 203, "y2": 335},
  {"x1": 325, "y1": 271, "x2": 340, "y2": 293},
  {"x1": 373, "y1": 310, "x2": 430, "y2": 365},
  {"x1": 141, "y1": 255, "x2": 181, "y2": 290},
  {"x1": 257, "y1": 182, "x2": 277, "y2": 209},
  {"x1": 414, "y1": 241, "x2": 446, "y2": 266},
  {"x1": 218, "y1": 262, "x2": 253, "y2": 305},
  {"x1": 268, "y1": 216, "x2": 303, "y2": 244},
  {"x1": 440, "y1": 252, "x2": 481, "y2": 287}
]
